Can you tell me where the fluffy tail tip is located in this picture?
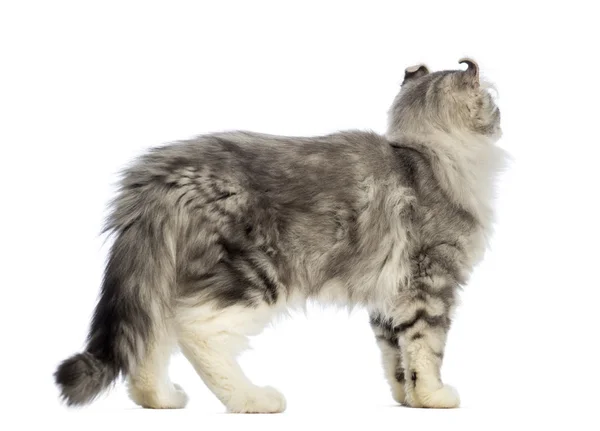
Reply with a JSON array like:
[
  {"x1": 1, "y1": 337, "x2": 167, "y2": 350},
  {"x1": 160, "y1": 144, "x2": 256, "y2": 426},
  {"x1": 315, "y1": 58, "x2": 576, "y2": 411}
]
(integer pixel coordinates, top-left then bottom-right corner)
[{"x1": 54, "y1": 352, "x2": 116, "y2": 406}]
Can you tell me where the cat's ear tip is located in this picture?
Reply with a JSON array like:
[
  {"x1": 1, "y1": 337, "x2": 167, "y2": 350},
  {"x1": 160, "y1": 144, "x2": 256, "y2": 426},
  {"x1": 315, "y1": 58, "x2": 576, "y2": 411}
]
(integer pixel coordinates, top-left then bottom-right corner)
[
  {"x1": 458, "y1": 57, "x2": 479, "y2": 76},
  {"x1": 405, "y1": 64, "x2": 429, "y2": 74},
  {"x1": 403, "y1": 64, "x2": 430, "y2": 84}
]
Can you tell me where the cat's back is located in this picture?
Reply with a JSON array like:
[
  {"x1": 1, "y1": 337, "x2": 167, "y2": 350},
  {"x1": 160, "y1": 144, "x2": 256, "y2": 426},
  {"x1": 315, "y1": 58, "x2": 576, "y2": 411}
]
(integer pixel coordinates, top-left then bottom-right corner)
[{"x1": 122, "y1": 129, "x2": 395, "y2": 197}]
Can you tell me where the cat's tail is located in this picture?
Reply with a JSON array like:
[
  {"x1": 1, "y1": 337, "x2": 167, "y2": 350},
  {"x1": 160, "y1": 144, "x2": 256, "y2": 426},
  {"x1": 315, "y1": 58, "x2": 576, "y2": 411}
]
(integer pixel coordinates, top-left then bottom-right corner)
[{"x1": 54, "y1": 178, "x2": 176, "y2": 406}]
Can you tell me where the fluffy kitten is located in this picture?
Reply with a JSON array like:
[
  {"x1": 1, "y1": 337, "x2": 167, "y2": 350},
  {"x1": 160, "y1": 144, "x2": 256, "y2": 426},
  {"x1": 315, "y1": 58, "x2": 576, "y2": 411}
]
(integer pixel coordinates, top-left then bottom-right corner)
[{"x1": 55, "y1": 59, "x2": 505, "y2": 412}]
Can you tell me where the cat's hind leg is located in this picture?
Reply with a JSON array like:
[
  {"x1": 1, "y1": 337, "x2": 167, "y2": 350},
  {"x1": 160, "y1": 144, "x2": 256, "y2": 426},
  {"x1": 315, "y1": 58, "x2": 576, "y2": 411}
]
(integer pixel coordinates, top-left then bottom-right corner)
[
  {"x1": 127, "y1": 325, "x2": 188, "y2": 409},
  {"x1": 176, "y1": 303, "x2": 286, "y2": 413}
]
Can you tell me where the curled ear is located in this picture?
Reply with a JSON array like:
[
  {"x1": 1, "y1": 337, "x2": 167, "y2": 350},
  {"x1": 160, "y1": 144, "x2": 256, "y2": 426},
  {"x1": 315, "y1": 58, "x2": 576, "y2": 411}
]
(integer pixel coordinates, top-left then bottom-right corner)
[
  {"x1": 459, "y1": 57, "x2": 479, "y2": 78},
  {"x1": 402, "y1": 64, "x2": 430, "y2": 84}
]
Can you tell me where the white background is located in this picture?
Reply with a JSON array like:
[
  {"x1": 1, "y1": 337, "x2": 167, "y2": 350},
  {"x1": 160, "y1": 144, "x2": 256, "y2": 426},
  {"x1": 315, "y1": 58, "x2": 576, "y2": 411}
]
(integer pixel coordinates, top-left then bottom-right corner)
[{"x1": 1, "y1": 1, "x2": 599, "y2": 429}]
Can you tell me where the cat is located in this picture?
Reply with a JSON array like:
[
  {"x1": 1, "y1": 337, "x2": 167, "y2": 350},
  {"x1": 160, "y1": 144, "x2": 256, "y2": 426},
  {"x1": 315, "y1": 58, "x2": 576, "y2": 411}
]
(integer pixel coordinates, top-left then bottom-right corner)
[{"x1": 55, "y1": 58, "x2": 505, "y2": 412}]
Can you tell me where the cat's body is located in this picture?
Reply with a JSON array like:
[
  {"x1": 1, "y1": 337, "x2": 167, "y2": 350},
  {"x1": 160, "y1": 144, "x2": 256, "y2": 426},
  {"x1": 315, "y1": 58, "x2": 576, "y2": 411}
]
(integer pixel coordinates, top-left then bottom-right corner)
[{"x1": 55, "y1": 59, "x2": 505, "y2": 412}]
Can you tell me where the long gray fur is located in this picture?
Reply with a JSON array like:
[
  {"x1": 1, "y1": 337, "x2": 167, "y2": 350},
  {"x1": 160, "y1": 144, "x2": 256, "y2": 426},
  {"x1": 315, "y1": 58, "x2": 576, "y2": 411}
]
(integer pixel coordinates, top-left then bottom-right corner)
[{"x1": 55, "y1": 58, "x2": 505, "y2": 409}]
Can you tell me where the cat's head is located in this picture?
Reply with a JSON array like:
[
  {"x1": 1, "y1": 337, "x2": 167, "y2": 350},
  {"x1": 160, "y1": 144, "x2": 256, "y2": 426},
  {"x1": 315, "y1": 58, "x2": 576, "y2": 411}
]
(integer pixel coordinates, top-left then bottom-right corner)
[{"x1": 387, "y1": 58, "x2": 501, "y2": 142}]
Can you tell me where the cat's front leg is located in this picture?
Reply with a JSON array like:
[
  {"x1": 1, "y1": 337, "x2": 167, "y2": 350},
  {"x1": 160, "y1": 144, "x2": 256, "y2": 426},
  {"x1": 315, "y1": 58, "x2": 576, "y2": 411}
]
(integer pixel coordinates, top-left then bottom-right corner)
[
  {"x1": 392, "y1": 249, "x2": 463, "y2": 408},
  {"x1": 370, "y1": 314, "x2": 407, "y2": 405},
  {"x1": 397, "y1": 309, "x2": 459, "y2": 408}
]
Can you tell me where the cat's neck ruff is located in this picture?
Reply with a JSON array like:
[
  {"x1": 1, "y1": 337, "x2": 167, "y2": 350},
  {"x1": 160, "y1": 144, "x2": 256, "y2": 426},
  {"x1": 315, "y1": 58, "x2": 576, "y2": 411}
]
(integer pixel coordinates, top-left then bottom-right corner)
[{"x1": 390, "y1": 129, "x2": 507, "y2": 235}]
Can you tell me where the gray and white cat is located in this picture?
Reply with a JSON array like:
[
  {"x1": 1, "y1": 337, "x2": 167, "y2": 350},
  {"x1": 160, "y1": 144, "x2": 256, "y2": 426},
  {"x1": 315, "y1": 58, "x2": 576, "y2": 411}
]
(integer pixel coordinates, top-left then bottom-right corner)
[{"x1": 55, "y1": 59, "x2": 505, "y2": 412}]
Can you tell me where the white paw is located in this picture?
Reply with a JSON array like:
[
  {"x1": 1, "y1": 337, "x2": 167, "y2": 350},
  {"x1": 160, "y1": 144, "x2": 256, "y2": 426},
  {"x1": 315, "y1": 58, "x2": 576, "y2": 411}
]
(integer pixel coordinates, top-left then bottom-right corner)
[
  {"x1": 170, "y1": 383, "x2": 190, "y2": 408},
  {"x1": 417, "y1": 384, "x2": 460, "y2": 409},
  {"x1": 227, "y1": 385, "x2": 287, "y2": 413},
  {"x1": 129, "y1": 383, "x2": 189, "y2": 409},
  {"x1": 390, "y1": 381, "x2": 407, "y2": 405}
]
